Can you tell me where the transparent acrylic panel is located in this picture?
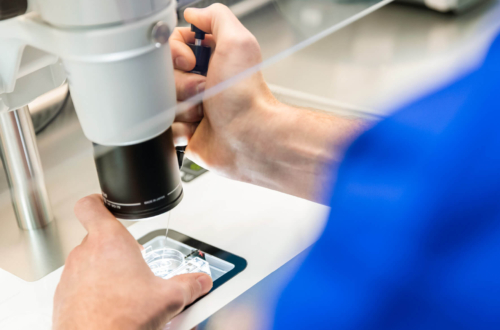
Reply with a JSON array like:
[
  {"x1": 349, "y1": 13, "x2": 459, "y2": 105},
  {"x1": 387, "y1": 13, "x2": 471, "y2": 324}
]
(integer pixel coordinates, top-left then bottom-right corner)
[
  {"x1": 173, "y1": 0, "x2": 392, "y2": 118},
  {"x1": 130, "y1": 0, "x2": 392, "y2": 148},
  {"x1": 0, "y1": 0, "x2": 392, "y2": 281}
]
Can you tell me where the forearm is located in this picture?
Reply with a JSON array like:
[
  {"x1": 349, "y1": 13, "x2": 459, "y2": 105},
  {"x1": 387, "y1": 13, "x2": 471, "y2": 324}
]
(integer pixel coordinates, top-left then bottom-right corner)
[{"x1": 235, "y1": 99, "x2": 368, "y2": 203}]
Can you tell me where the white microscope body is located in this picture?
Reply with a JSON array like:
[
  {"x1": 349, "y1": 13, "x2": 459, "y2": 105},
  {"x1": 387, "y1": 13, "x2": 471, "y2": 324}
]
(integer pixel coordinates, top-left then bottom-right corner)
[{"x1": 0, "y1": 0, "x2": 182, "y2": 226}]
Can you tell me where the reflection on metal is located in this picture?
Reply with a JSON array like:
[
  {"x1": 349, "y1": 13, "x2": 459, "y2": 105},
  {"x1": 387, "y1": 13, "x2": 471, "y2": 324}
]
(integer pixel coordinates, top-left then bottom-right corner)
[
  {"x1": 0, "y1": 98, "x2": 134, "y2": 281},
  {"x1": 0, "y1": 106, "x2": 53, "y2": 230},
  {"x1": 273, "y1": 0, "x2": 386, "y2": 37},
  {"x1": 399, "y1": 0, "x2": 487, "y2": 13},
  {"x1": 30, "y1": 84, "x2": 69, "y2": 134},
  {"x1": 25, "y1": 220, "x2": 66, "y2": 279}
]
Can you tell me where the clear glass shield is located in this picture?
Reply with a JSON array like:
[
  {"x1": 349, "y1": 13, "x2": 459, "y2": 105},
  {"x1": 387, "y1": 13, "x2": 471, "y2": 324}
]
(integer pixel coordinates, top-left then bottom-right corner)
[
  {"x1": 0, "y1": 0, "x2": 393, "y2": 281},
  {"x1": 3, "y1": 1, "x2": 500, "y2": 328},
  {"x1": 6, "y1": 0, "x2": 500, "y2": 283},
  {"x1": 173, "y1": 0, "x2": 392, "y2": 121}
]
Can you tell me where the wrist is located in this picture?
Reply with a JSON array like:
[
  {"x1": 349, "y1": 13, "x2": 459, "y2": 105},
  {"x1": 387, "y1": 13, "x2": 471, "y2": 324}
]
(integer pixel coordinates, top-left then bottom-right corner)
[
  {"x1": 231, "y1": 94, "x2": 294, "y2": 186},
  {"x1": 232, "y1": 92, "x2": 365, "y2": 202}
]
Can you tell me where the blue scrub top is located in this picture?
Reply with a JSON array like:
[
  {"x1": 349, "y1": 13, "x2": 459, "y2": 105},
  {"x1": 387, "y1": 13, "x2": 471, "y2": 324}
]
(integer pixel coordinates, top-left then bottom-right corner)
[{"x1": 273, "y1": 34, "x2": 500, "y2": 329}]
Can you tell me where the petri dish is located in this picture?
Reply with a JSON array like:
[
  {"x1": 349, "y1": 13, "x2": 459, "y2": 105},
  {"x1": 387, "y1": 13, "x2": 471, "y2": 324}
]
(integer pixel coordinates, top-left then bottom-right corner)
[{"x1": 143, "y1": 247, "x2": 185, "y2": 278}]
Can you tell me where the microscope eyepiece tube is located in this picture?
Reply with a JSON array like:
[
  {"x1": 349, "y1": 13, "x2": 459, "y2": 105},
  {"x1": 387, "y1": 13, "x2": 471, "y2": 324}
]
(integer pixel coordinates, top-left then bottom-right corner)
[{"x1": 93, "y1": 127, "x2": 183, "y2": 220}]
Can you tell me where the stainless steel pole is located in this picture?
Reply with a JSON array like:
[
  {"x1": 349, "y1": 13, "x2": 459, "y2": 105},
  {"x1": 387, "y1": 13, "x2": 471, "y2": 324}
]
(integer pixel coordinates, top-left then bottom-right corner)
[{"x1": 0, "y1": 106, "x2": 53, "y2": 230}]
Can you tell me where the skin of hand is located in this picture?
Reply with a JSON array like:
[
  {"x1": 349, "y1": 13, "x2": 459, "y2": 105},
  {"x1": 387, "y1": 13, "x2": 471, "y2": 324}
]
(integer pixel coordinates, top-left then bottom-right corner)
[
  {"x1": 171, "y1": 4, "x2": 274, "y2": 175},
  {"x1": 171, "y1": 4, "x2": 367, "y2": 203},
  {"x1": 52, "y1": 195, "x2": 213, "y2": 330}
]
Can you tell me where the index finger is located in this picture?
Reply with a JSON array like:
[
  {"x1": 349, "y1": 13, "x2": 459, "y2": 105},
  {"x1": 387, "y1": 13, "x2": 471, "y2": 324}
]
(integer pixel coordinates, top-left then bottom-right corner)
[
  {"x1": 73, "y1": 194, "x2": 123, "y2": 234},
  {"x1": 184, "y1": 4, "x2": 249, "y2": 43}
]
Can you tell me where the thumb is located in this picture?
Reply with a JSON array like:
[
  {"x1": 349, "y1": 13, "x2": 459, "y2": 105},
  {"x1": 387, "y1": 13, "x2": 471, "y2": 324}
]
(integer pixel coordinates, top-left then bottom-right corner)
[
  {"x1": 163, "y1": 273, "x2": 213, "y2": 313},
  {"x1": 184, "y1": 4, "x2": 248, "y2": 43}
]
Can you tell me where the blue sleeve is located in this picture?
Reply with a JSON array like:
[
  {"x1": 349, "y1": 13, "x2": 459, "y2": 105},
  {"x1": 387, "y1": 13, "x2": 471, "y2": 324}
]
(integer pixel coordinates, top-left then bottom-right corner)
[{"x1": 272, "y1": 35, "x2": 500, "y2": 330}]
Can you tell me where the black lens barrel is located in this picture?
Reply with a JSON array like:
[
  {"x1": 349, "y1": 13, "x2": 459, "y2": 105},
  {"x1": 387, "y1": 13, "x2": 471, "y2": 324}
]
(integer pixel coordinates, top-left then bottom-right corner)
[
  {"x1": 0, "y1": 0, "x2": 28, "y2": 21},
  {"x1": 93, "y1": 128, "x2": 183, "y2": 220}
]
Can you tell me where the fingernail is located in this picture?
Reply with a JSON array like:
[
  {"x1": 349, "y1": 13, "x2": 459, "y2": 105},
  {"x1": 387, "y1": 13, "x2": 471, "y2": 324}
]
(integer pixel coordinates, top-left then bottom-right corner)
[
  {"x1": 196, "y1": 274, "x2": 213, "y2": 293},
  {"x1": 196, "y1": 82, "x2": 206, "y2": 95}
]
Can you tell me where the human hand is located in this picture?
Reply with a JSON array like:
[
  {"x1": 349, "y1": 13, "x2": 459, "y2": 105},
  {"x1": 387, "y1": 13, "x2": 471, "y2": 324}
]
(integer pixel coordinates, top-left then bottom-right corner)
[
  {"x1": 170, "y1": 4, "x2": 364, "y2": 202},
  {"x1": 170, "y1": 4, "x2": 277, "y2": 182},
  {"x1": 53, "y1": 195, "x2": 213, "y2": 330}
]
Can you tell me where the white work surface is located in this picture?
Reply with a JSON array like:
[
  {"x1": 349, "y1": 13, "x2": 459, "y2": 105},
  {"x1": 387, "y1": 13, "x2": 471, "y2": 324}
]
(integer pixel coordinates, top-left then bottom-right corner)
[{"x1": 0, "y1": 171, "x2": 330, "y2": 330}]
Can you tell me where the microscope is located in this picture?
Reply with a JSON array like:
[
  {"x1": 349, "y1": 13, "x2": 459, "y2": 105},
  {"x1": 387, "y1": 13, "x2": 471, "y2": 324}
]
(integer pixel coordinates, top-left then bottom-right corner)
[{"x1": 0, "y1": 0, "x2": 183, "y2": 225}]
